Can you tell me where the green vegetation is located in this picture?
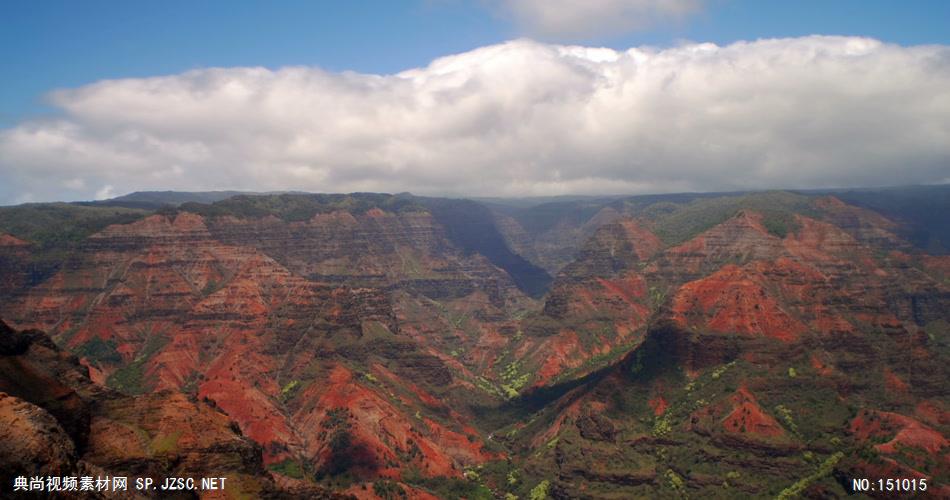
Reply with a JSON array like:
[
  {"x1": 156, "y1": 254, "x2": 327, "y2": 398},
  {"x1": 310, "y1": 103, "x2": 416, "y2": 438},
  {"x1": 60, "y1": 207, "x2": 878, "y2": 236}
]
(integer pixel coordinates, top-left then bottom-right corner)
[
  {"x1": 710, "y1": 361, "x2": 736, "y2": 380},
  {"x1": 761, "y1": 211, "x2": 801, "y2": 238},
  {"x1": 405, "y1": 474, "x2": 493, "y2": 500},
  {"x1": 474, "y1": 376, "x2": 504, "y2": 398},
  {"x1": 0, "y1": 203, "x2": 149, "y2": 248},
  {"x1": 107, "y1": 334, "x2": 169, "y2": 395},
  {"x1": 776, "y1": 452, "x2": 844, "y2": 500},
  {"x1": 724, "y1": 471, "x2": 741, "y2": 487},
  {"x1": 528, "y1": 480, "x2": 551, "y2": 500},
  {"x1": 665, "y1": 469, "x2": 687, "y2": 496},
  {"x1": 372, "y1": 480, "x2": 407, "y2": 499},
  {"x1": 774, "y1": 404, "x2": 798, "y2": 434},
  {"x1": 500, "y1": 360, "x2": 530, "y2": 398},
  {"x1": 268, "y1": 459, "x2": 305, "y2": 479},
  {"x1": 281, "y1": 379, "x2": 300, "y2": 394},
  {"x1": 202, "y1": 279, "x2": 219, "y2": 296},
  {"x1": 179, "y1": 193, "x2": 427, "y2": 221},
  {"x1": 280, "y1": 379, "x2": 302, "y2": 402},
  {"x1": 317, "y1": 408, "x2": 360, "y2": 478},
  {"x1": 649, "y1": 286, "x2": 667, "y2": 309},
  {"x1": 648, "y1": 191, "x2": 816, "y2": 245},
  {"x1": 75, "y1": 337, "x2": 122, "y2": 365},
  {"x1": 653, "y1": 414, "x2": 673, "y2": 438},
  {"x1": 150, "y1": 430, "x2": 182, "y2": 454},
  {"x1": 463, "y1": 468, "x2": 481, "y2": 481},
  {"x1": 0, "y1": 202, "x2": 153, "y2": 288}
]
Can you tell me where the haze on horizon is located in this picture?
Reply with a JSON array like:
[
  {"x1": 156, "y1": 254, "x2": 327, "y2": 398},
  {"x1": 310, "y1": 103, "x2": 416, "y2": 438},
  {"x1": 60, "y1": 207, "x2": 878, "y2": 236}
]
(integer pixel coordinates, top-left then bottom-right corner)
[{"x1": 1, "y1": 0, "x2": 949, "y2": 205}]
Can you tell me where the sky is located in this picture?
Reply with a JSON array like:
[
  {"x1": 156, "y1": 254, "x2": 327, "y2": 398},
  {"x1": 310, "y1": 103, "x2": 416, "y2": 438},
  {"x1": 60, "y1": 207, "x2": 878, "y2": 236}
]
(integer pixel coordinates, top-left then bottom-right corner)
[{"x1": 1, "y1": 0, "x2": 949, "y2": 204}]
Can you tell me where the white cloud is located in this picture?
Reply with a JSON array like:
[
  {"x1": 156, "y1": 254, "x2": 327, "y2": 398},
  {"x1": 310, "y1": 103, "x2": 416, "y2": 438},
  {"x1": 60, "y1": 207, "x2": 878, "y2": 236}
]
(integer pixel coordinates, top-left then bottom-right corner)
[
  {"x1": 495, "y1": 0, "x2": 704, "y2": 39},
  {"x1": 1, "y1": 36, "x2": 949, "y2": 204},
  {"x1": 95, "y1": 184, "x2": 115, "y2": 200},
  {"x1": 63, "y1": 178, "x2": 86, "y2": 190}
]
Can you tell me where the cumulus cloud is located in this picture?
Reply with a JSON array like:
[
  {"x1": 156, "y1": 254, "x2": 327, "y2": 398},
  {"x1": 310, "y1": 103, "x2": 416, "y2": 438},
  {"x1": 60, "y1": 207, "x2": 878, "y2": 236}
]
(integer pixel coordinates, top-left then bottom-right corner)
[
  {"x1": 495, "y1": 0, "x2": 704, "y2": 39},
  {"x1": 1, "y1": 36, "x2": 950, "y2": 204}
]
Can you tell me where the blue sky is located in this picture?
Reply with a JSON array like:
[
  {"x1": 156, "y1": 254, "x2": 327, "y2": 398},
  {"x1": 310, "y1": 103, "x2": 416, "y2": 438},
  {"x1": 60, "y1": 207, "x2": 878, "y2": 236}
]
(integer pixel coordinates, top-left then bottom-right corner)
[
  {"x1": 3, "y1": 0, "x2": 949, "y2": 127},
  {"x1": 1, "y1": 1, "x2": 949, "y2": 203}
]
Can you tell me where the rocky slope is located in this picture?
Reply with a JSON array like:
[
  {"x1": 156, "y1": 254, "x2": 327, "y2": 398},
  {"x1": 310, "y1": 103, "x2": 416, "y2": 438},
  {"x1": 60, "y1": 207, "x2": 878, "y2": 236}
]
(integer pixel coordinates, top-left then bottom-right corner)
[
  {"x1": 493, "y1": 197, "x2": 949, "y2": 498},
  {"x1": 0, "y1": 319, "x2": 350, "y2": 498},
  {"x1": 0, "y1": 195, "x2": 520, "y2": 497},
  {"x1": 0, "y1": 190, "x2": 947, "y2": 498},
  {"x1": 0, "y1": 232, "x2": 29, "y2": 302}
]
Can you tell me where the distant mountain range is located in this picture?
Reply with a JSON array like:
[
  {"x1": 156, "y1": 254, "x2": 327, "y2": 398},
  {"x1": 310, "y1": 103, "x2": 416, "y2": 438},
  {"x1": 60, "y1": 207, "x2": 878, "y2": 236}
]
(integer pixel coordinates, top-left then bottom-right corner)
[
  {"x1": 20, "y1": 183, "x2": 941, "y2": 256},
  {"x1": 82, "y1": 190, "x2": 274, "y2": 208}
]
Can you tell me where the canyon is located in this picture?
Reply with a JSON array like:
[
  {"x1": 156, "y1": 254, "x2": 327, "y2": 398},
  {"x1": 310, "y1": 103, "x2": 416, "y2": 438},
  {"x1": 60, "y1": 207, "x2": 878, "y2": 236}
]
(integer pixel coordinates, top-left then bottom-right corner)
[{"x1": 0, "y1": 187, "x2": 947, "y2": 498}]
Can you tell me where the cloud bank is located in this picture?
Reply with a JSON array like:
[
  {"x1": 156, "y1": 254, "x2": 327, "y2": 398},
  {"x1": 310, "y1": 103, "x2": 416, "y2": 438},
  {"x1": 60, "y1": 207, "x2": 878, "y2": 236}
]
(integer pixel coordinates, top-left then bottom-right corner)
[
  {"x1": 2, "y1": 36, "x2": 950, "y2": 204},
  {"x1": 496, "y1": 0, "x2": 704, "y2": 39}
]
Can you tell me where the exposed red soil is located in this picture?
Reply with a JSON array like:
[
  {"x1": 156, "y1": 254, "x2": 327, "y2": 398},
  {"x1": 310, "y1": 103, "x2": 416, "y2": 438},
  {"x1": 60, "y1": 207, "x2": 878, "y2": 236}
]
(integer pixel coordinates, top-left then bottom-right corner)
[
  {"x1": 751, "y1": 257, "x2": 856, "y2": 336},
  {"x1": 783, "y1": 216, "x2": 867, "y2": 264},
  {"x1": 648, "y1": 395, "x2": 669, "y2": 416},
  {"x1": 79, "y1": 358, "x2": 108, "y2": 385},
  {"x1": 721, "y1": 387, "x2": 786, "y2": 438},
  {"x1": 293, "y1": 365, "x2": 489, "y2": 479},
  {"x1": 372, "y1": 363, "x2": 445, "y2": 410},
  {"x1": 3, "y1": 210, "x2": 492, "y2": 478},
  {"x1": 617, "y1": 219, "x2": 663, "y2": 261},
  {"x1": 850, "y1": 409, "x2": 948, "y2": 455},
  {"x1": 4, "y1": 195, "x2": 949, "y2": 496},
  {"x1": 529, "y1": 393, "x2": 594, "y2": 449},
  {"x1": 914, "y1": 401, "x2": 950, "y2": 428},
  {"x1": 533, "y1": 331, "x2": 585, "y2": 386},
  {"x1": 883, "y1": 367, "x2": 911, "y2": 394},
  {"x1": 809, "y1": 353, "x2": 834, "y2": 377},
  {"x1": 663, "y1": 210, "x2": 784, "y2": 277},
  {"x1": 0, "y1": 321, "x2": 288, "y2": 497},
  {"x1": 595, "y1": 273, "x2": 648, "y2": 305},
  {"x1": 0, "y1": 233, "x2": 29, "y2": 246},
  {"x1": 673, "y1": 264, "x2": 807, "y2": 341}
]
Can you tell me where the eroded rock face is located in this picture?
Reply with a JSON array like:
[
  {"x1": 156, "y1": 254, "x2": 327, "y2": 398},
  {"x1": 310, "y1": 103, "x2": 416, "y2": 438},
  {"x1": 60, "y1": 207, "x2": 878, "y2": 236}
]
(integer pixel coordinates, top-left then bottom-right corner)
[
  {"x1": 815, "y1": 196, "x2": 912, "y2": 251},
  {"x1": 0, "y1": 392, "x2": 76, "y2": 480},
  {"x1": 293, "y1": 364, "x2": 490, "y2": 480},
  {"x1": 673, "y1": 264, "x2": 808, "y2": 342},
  {"x1": 0, "y1": 320, "x2": 296, "y2": 498},
  {"x1": 0, "y1": 192, "x2": 948, "y2": 498},
  {"x1": 494, "y1": 205, "x2": 626, "y2": 275},
  {"x1": 502, "y1": 200, "x2": 949, "y2": 498},
  {"x1": 506, "y1": 220, "x2": 663, "y2": 386},
  {"x1": 0, "y1": 204, "x2": 506, "y2": 486},
  {"x1": 0, "y1": 233, "x2": 31, "y2": 302},
  {"x1": 649, "y1": 210, "x2": 785, "y2": 283},
  {"x1": 846, "y1": 409, "x2": 950, "y2": 497},
  {"x1": 204, "y1": 210, "x2": 527, "y2": 303}
]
